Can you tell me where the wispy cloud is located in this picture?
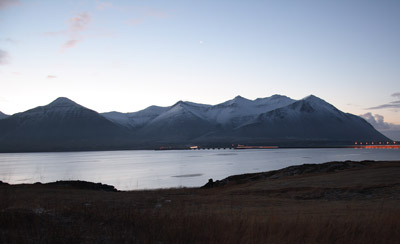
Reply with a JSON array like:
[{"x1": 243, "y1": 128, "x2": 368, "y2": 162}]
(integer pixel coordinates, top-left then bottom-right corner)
[
  {"x1": 1, "y1": 38, "x2": 18, "y2": 44},
  {"x1": 68, "y1": 12, "x2": 91, "y2": 33},
  {"x1": 62, "y1": 39, "x2": 80, "y2": 50},
  {"x1": 0, "y1": 0, "x2": 19, "y2": 9},
  {"x1": 47, "y1": 75, "x2": 57, "y2": 79},
  {"x1": 46, "y1": 12, "x2": 91, "y2": 52},
  {"x1": 368, "y1": 92, "x2": 400, "y2": 110},
  {"x1": 61, "y1": 12, "x2": 91, "y2": 51},
  {"x1": 0, "y1": 49, "x2": 10, "y2": 65},
  {"x1": 392, "y1": 92, "x2": 400, "y2": 99},
  {"x1": 368, "y1": 103, "x2": 400, "y2": 110}
]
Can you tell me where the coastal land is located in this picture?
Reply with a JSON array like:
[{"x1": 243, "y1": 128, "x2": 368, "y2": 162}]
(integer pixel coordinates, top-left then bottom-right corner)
[{"x1": 1, "y1": 160, "x2": 400, "y2": 243}]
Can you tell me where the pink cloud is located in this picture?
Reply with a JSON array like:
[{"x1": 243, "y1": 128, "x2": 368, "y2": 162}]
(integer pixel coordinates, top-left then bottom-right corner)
[
  {"x1": 52, "y1": 12, "x2": 91, "y2": 52},
  {"x1": 0, "y1": 0, "x2": 19, "y2": 9},
  {"x1": 61, "y1": 39, "x2": 80, "y2": 51},
  {"x1": 68, "y1": 13, "x2": 91, "y2": 33},
  {"x1": 47, "y1": 75, "x2": 57, "y2": 79}
]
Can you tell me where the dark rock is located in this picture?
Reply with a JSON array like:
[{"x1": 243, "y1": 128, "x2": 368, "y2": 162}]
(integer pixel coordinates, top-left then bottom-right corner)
[
  {"x1": 201, "y1": 178, "x2": 215, "y2": 189},
  {"x1": 45, "y1": 180, "x2": 118, "y2": 192},
  {"x1": 0, "y1": 180, "x2": 9, "y2": 185}
]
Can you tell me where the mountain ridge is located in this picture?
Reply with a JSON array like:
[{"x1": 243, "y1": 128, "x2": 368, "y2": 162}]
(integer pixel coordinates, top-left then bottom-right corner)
[{"x1": 0, "y1": 95, "x2": 391, "y2": 152}]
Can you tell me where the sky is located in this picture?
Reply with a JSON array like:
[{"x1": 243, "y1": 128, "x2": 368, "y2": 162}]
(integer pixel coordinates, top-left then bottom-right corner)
[{"x1": 0, "y1": 0, "x2": 399, "y2": 138}]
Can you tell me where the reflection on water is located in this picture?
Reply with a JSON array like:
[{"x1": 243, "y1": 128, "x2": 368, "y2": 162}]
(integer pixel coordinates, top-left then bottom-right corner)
[
  {"x1": 0, "y1": 148, "x2": 399, "y2": 190},
  {"x1": 172, "y1": 174, "x2": 203, "y2": 178}
]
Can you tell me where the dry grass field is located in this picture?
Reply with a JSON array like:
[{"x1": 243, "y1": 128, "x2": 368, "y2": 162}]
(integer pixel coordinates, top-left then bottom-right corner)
[{"x1": 1, "y1": 160, "x2": 400, "y2": 243}]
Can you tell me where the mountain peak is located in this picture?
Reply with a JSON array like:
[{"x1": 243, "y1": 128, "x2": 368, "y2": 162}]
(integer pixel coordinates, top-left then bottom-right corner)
[
  {"x1": 303, "y1": 94, "x2": 322, "y2": 102},
  {"x1": 302, "y1": 95, "x2": 331, "y2": 105},
  {"x1": 270, "y1": 94, "x2": 288, "y2": 99},
  {"x1": 300, "y1": 95, "x2": 339, "y2": 112},
  {"x1": 48, "y1": 97, "x2": 79, "y2": 107},
  {"x1": 233, "y1": 95, "x2": 248, "y2": 101},
  {"x1": 0, "y1": 111, "x2": 9, "y2": 119},
  {"x1": 172, "y1": 100, "x2": 187, "y2": 107}
]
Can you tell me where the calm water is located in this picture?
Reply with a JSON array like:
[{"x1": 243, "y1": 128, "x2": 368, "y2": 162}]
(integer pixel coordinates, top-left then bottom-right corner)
[{"x1": 0, "y1": 148, "x2": 399, "y2": 190}]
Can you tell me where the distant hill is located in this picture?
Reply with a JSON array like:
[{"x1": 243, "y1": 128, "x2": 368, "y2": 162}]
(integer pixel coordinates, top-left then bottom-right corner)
[{"x1": 0, "y1": 95, "x2": 390, "y2": 152}]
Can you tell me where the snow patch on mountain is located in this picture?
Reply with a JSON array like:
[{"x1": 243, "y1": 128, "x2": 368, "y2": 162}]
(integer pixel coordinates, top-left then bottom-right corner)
[
  {"x1": 102, "y1": 105, "x2": 171, "y2": 128},
  {"x1": 204, "y1": 95, "x2": 295, "y2": 124}
]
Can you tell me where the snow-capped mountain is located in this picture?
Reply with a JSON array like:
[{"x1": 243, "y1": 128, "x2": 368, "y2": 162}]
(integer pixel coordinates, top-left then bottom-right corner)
[
  {"x1": 137, "y1": 101, "x2": 214, "y2": 143},
  {"x1": 101, "y1": 94, "x2": 295, "y2": 128},
  {"x1": 221, "y1": 95, "x2": 389, "y2": 144},
  {"x1": 0, "y1": 111, "x2": 8, "y2": 120},
  {"x1": 0, "y1": 95, "x2": 391, "y2": 152}
]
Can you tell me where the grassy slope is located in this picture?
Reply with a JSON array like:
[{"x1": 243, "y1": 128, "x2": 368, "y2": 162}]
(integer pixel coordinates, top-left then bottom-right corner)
[{"x1": 1, "y1": 161, "x2": 400, "y2": 244}]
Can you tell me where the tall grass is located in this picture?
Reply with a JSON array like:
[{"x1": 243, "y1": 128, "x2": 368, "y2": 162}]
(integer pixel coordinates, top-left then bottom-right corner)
[{"x1": 1, "y1": 193, "x2": 399, "y2": 244}]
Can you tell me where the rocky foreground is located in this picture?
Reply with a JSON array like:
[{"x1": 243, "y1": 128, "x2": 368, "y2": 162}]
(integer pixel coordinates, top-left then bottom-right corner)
[{"x1": 1, "y1": 160, "x2": 400, "y2": 243}]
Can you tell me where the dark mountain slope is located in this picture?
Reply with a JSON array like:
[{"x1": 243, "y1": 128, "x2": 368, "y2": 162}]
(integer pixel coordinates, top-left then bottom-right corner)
[
  {"x1": 0, "y1": 98, "x2": 133, "y2": 152},
  {"x1": 0, "y1": 111, "x2": 8, "y2": 120}
]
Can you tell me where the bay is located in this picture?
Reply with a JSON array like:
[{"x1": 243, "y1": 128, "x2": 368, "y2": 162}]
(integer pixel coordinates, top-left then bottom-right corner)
[{"x1": 0, "y1": 148, "x2": 399, "y2": 190}]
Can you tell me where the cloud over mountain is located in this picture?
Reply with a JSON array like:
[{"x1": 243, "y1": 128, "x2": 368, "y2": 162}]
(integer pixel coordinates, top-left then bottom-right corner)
[
  {"x1": 360, "y1": 113, "x2": 400, "y2": 140},
  {"x1": 360, "y1": 113, "x2": 398, "y2": 130}
]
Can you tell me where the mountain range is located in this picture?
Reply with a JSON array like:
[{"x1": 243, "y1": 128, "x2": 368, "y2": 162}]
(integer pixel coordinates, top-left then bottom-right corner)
[{"x1": 0, "y1": 95, "x2": 390, "y2": 152}]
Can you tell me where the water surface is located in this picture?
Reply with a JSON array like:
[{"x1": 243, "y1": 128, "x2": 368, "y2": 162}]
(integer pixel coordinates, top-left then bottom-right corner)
[{"x1": 0, "y1": 148, "x2": 399, "y2": 190}]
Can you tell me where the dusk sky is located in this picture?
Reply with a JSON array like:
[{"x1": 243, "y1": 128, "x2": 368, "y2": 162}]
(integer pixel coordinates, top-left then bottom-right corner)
[{"x1": 1, "y1": 0, "x2": 399, "y2": 138}]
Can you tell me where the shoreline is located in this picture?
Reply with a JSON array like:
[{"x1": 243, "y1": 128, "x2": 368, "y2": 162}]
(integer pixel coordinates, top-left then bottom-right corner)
[{"x1": 1, "y1": 160, "x2": 399, "y2": 191}]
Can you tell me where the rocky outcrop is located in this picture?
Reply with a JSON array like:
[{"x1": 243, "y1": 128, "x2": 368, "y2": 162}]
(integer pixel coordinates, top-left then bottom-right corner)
[{"x1": 202, "y1": 160, "x2": 376, "y2": 188}]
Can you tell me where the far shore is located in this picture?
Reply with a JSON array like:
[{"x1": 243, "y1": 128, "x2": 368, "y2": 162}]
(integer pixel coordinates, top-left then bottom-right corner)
[{"x1": 1, "y1": 141, "x2": 399, "y2": 153}]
